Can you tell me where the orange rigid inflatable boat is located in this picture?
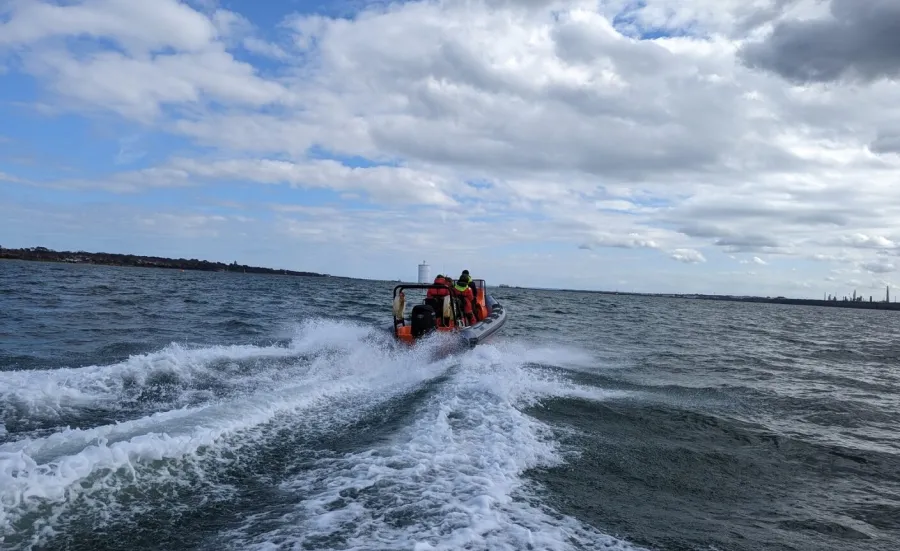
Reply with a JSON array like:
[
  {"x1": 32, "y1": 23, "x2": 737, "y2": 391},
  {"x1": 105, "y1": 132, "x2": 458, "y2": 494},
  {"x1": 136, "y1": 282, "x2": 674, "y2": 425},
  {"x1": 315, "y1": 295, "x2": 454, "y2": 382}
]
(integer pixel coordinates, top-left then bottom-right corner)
[{"x1": 391, "y1": 279, "x2": 507, "y2": 349}]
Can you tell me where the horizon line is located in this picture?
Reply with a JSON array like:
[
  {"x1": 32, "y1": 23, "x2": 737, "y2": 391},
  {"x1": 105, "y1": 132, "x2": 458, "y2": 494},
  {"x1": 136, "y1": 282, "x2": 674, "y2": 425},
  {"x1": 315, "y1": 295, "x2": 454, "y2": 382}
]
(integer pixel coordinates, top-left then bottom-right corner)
[{"x1": 2, "y1": 244, "x2": 891, "y2": 302}]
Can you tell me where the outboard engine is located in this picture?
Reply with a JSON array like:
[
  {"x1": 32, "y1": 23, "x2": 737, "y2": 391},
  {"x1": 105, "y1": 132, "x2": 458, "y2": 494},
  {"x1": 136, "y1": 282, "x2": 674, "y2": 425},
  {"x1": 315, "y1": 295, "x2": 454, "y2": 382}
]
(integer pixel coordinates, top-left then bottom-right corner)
[{"x1": 410, "y1": 304, "x2": 437, "y2": 338}]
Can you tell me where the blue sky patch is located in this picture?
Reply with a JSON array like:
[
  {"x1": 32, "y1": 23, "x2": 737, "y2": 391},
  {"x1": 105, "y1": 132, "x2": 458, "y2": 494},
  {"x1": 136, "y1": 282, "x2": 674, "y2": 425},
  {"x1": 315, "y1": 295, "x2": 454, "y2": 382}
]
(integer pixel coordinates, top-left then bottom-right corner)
[{"x1": 611, "y1": 0, "x2": 698, "y2": 40}]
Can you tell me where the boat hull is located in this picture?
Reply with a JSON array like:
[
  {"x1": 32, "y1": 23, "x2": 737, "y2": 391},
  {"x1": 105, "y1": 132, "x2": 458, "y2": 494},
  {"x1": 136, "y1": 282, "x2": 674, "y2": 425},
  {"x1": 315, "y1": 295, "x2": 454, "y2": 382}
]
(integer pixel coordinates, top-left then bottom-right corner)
[
  {"x1": 387, "y1": 294, "x2": 507, "y2": 351},
  {"x1": 457, "y1": 295, "x2": 506, "y2": 348}
]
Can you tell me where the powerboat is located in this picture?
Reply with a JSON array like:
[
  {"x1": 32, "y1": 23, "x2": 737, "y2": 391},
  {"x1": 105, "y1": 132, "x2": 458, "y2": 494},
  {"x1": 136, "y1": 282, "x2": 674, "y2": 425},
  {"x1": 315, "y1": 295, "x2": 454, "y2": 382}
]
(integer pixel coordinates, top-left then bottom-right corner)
[{"x1": 391, "y1": 279, "x2": 507, "y2": 349}]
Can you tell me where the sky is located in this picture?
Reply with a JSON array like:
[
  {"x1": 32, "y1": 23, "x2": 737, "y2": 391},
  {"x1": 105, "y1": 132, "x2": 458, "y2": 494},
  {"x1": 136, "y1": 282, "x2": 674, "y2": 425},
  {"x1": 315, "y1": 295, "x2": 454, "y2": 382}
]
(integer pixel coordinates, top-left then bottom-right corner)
[{"x1": 1, "y1": 0, "x2": 900, "y2": 297}]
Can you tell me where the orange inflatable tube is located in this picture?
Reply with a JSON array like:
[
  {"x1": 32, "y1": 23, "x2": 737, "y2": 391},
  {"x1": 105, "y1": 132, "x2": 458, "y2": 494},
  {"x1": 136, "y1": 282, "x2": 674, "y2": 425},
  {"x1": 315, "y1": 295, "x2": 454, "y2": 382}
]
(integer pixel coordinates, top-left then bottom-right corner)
[{"x1": 395, "y1": 320, "x2": 458, "y2": 344}]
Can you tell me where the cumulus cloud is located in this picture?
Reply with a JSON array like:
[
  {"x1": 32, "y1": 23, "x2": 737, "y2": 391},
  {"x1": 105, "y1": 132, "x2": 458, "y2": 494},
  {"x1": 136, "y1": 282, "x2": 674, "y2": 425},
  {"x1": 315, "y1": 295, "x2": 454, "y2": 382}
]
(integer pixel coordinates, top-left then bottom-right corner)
[
  {"x1": 0, "y1": 0, "x2": 218, "y2": 52},
  {"x1": 670, "y1": 248, "x2": 706, "y2": 264},
  {"x1": 738, "y1": 256, "x2": 768, "y2": 265},
  {"x1": 33, "y1": 157, "x2": 460, "y2": 206},
  {"x1": 3, "y1": 0, "x2": 900, "y2": 293},
  {"x1": 242, "y1": 37, "x2": 289, "y2": 59},
  {"x1": 579, "y1": 233, "x2": 661, "y2": 250},
  {"x1": 836, "y1": 233, "x2": 898, "y2": 250},
  {"x1": 170, "y1": 158, "x2": 460, "y2": 207},
  {"x1": 739, "y1": 0, "x2": 900, "y2": 84},
  {"x1": 860, "y1": 259, "x2": 896, "y2": 274},
  {"x1": 0, "y1": 0, "x2": 292, "y2": 121},
  {"x1": 871, "y1": 131, "x2": 900, "y2": 155}
]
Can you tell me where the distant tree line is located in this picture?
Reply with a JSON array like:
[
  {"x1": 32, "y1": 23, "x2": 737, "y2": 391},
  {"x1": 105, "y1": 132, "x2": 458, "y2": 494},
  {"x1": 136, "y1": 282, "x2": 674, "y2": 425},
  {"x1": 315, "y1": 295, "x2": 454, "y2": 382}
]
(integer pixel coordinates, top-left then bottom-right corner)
[{"x1": 0, "y1": 246, "x2": 328, "y2": 277}]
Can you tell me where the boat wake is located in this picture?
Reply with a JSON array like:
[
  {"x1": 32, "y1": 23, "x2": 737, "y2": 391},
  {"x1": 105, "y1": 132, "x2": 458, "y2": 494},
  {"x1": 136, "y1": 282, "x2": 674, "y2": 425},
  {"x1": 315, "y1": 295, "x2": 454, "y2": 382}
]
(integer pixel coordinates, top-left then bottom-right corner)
[{"x1": 0, "y1": 318, "x2": 642, "y2": 551}]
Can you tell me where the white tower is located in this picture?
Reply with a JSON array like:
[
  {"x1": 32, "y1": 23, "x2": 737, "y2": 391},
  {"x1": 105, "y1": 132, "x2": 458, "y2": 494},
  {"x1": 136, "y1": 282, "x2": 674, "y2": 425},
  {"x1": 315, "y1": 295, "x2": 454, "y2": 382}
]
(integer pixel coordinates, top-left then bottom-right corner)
[{"x1": 417, "y1": 260, "x2": 430, "y2": 283}]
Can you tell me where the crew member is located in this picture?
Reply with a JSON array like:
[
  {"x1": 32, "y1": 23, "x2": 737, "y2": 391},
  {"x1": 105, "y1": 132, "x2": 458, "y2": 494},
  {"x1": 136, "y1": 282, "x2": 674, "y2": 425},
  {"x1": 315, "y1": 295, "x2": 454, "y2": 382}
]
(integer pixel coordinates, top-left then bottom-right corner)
[
  {"x1": 453, "y1": 273, "x2": 477, "y2": 326},
  {"x1": 427, "y1": 274, "x2": 450, "y2": 299},
  {"x1": 460, "y1": 270, "x2": 485, "y2": 321},
  {"x1": 426, "y1": 274, "x2": 451, "y2": 326}
]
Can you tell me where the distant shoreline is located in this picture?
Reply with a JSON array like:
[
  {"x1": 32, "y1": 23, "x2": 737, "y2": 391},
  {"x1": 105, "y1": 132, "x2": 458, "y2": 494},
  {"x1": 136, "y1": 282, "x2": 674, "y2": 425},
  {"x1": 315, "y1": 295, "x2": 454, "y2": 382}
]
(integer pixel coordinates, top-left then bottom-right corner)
[
  {"x1": 679, "y1": 294, "x2": 900, "y2": 311},
  {"x1": 501, "y1": 287, "x2": 900, "y2": 311},
  {"x1": 6, "y1": 247, "x2": 898, "y2": 311},
  {"x1": 0, "y1": 247, "x2": 329, "y2": 278}
]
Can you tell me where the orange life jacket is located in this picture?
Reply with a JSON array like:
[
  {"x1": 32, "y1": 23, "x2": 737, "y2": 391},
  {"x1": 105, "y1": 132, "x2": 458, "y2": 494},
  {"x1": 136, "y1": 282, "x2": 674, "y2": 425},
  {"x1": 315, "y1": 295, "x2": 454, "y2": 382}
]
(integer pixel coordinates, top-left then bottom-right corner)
[{"x1": 427, "y1": 276, "x2": 450, "y2": 299}]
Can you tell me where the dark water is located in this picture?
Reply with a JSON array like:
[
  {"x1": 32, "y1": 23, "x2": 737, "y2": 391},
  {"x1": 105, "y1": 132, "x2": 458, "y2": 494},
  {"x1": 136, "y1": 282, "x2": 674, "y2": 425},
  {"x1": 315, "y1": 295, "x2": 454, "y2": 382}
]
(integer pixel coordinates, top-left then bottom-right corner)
[{"x1": 2, "y1": 260, "x2": 899, "y2": 551}]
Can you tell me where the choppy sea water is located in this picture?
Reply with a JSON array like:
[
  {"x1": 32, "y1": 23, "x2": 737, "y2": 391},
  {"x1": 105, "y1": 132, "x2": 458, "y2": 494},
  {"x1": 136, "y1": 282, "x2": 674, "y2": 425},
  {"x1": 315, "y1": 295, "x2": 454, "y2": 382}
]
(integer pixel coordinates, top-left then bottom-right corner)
[{"x1": 2, "y1": 260, "x2": 899, "y2": 551}]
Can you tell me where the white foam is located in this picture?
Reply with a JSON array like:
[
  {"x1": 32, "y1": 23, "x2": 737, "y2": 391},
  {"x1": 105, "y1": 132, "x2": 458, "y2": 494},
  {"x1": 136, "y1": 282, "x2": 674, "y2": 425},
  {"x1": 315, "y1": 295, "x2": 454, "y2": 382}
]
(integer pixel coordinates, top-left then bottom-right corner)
[
  {"x1": 0, "y1": 341, "x2": 301, "y2": 423},
  {"x1": 286, "y1": 317, "x2": 380, "y2": 353},
  {"x1": 0, "y1": 319, "x2": 454, "y2": 545},
  {"x1": 0, "y1": 318, "x2": 423, "y2": 432},
  {"x1": 224, "y1": 341, "x2": 644, "y2": 551},
  {"x1": 0, "y1": 405, "x2": 204, "y2": 460},
  {"x1": 2, "y1": 320, "x2": 640, "y2": 550}
]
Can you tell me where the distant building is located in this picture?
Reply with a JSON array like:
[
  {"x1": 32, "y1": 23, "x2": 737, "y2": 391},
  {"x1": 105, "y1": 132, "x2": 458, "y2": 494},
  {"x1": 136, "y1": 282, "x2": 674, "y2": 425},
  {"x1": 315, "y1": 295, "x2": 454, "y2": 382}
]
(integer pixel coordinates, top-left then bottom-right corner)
[{"x1": 417, "y1": 261, "x2": 430, "y2": 283}]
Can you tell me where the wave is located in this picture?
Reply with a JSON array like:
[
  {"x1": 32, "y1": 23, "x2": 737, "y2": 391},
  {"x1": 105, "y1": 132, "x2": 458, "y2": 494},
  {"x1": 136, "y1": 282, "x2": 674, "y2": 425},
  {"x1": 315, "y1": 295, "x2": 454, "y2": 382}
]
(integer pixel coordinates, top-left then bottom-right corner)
[
  {"x1": 0, "y1": 319, "x2": 641, "y2": 551},
  {"x1": 217, "y1": 342, "x2": 643, "y2": 551}
]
